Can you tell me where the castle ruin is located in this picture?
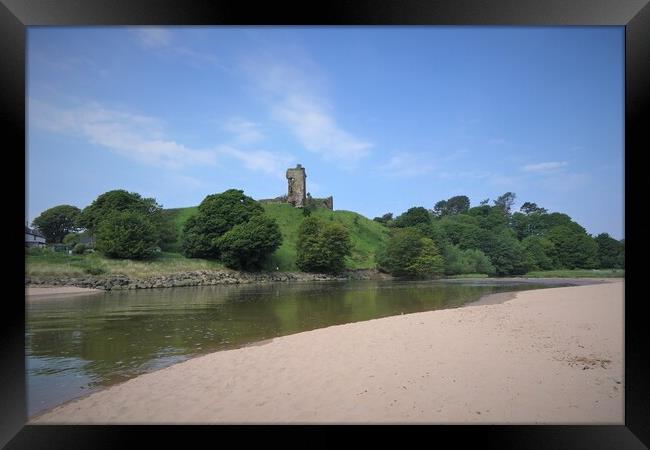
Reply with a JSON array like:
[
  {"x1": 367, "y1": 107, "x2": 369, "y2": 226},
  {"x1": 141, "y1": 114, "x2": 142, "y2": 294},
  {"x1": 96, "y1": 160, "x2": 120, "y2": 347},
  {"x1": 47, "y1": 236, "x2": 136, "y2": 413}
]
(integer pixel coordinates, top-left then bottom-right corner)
[
  {"x1": 259, "y1": 164, "x2": 332, "y2": 210},
  {"x1": 286, "y1": 164, "x2": 307, "y2": 207}
]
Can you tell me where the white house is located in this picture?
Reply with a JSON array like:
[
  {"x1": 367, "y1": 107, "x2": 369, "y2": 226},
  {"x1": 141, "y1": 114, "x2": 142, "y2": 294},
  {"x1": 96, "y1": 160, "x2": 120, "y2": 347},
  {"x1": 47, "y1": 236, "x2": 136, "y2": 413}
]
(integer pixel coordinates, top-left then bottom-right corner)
[{"x1": 25, "y1": 226, "x2": 46, "y2": 247}]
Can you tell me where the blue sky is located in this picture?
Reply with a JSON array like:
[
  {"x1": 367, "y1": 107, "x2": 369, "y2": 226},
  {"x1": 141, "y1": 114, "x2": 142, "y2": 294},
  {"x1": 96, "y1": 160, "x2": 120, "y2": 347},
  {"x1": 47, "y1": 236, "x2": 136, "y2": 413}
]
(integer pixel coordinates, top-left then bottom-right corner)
[{"x1": 27, "y1": 26, "x2": 624, "y2": 239}]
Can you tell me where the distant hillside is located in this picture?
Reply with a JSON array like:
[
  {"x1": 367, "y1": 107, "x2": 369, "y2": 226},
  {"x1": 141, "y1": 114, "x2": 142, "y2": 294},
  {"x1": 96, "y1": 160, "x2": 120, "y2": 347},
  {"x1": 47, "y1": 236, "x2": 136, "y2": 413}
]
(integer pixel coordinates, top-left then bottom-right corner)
[{"x1": 164, "y1": 203, "x2": 390, "y2": 271}]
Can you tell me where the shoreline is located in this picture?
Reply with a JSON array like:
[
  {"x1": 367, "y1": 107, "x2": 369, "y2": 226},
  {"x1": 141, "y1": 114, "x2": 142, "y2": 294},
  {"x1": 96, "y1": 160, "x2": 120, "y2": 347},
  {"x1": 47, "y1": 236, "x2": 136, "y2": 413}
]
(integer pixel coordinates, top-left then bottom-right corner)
[
  {"x1": 25, "y1": 268, "x2": 392, "y2": 292},
  {"x1": 25, "y1": 266, "x2": 618, "y2": 294},
  {"x1": 25, "y1": 286, "x2": 104, "y2": 300},
  {"x1": 30, "y1": 279, "x2": 623, "y2": 424}
]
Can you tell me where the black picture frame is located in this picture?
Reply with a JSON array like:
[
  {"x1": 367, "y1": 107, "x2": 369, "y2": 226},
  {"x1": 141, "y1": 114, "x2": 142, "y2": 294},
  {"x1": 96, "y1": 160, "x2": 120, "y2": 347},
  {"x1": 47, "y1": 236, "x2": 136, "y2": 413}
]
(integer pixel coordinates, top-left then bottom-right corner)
[{"x1": 2, "y1": 0, "x2": 647, "y2": 448}]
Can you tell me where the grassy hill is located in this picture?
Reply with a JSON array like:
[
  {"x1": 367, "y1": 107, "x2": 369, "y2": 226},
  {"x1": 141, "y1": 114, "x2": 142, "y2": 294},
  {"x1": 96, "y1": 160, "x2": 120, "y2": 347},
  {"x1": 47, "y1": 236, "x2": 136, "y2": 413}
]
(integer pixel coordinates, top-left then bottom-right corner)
[{"x1": 165, "y1": 203, "x2": 390, "y2": 271}]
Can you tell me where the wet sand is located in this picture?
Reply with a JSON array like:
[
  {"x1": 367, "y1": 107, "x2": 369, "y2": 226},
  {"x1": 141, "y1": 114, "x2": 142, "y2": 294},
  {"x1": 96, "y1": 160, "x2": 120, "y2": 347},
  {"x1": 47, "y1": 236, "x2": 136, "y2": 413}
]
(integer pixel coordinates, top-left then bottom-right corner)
[
  {"x1": 31, "y1": 279, "x2": 624, "y2": 424},
  {"x1": 26, "y1": 286, "x2": 104, "y2": 300}
]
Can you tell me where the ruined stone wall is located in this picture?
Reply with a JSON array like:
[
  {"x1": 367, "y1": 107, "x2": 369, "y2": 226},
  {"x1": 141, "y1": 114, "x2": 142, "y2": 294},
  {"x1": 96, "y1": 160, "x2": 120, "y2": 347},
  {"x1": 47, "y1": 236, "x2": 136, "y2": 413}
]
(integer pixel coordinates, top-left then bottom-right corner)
[
  {"x1": 309, "y1": 196, "x2": 333, "y2": 210},
  {"x1": 286, "y1": 164, "x2": 306, "y2": 207}
]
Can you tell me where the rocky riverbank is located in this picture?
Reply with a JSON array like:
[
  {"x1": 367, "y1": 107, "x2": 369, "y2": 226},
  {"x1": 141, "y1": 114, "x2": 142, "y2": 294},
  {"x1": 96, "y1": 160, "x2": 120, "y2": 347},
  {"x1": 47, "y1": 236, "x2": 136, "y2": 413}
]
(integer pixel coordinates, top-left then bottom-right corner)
[{"x1": 25, "y1": 268, "x2": 391, "y2": 291}]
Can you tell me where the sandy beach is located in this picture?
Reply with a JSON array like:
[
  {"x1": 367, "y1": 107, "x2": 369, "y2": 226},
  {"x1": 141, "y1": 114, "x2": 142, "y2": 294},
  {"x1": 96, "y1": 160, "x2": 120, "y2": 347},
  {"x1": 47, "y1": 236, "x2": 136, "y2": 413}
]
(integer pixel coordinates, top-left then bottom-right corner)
[
  {"x1": 26, "y1": 286, "x2": 104, "y2": 300},
  {"x1": 31, "y1": 279, "x2": 624, "y2": 424}
]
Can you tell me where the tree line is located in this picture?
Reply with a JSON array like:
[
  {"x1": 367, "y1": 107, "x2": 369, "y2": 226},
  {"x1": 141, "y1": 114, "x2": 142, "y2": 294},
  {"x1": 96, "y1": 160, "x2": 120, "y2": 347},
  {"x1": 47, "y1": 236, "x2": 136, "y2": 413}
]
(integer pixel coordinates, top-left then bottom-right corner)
[
  {"x1": 31, "y1": 190, "x2": 623, "y2": 278},
  {"x1": 373, "y1": 193, "x2": 624, "y2": 277}
]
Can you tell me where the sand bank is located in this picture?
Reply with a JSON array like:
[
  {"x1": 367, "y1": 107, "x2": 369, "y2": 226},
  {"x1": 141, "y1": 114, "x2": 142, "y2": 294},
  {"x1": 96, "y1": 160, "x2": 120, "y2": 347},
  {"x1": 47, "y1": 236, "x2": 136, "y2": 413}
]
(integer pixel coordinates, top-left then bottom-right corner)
[
  {"x1": 31, "y1": 280, "x2": 624, "y2": 424},
  {"x1": 26, "y1": 286, "x2": 104, "y2": 300}
]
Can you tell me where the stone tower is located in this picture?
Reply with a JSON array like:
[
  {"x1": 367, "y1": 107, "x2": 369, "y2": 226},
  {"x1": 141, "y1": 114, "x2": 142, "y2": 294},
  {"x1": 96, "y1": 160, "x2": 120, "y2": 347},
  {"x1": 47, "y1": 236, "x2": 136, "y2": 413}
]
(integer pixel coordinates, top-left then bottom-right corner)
[{"x1": 286, "y1": 164, "x2": 306, "y2": 207}]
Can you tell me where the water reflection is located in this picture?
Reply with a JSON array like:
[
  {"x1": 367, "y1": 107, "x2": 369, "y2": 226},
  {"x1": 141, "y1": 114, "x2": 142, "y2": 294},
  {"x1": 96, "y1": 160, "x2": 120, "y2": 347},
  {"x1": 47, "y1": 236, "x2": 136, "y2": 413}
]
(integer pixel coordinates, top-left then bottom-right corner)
[{"x1": 26, "y1": 279, "x2": 565, "y2": 417}]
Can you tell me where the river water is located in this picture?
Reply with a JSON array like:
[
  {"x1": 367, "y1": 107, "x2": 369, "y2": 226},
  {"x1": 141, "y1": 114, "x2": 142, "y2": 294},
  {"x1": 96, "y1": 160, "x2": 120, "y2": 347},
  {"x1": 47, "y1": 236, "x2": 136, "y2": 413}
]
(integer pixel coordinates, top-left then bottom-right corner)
[{"x1": 26, "y1": 279, "x2": 570, "y2": 417}]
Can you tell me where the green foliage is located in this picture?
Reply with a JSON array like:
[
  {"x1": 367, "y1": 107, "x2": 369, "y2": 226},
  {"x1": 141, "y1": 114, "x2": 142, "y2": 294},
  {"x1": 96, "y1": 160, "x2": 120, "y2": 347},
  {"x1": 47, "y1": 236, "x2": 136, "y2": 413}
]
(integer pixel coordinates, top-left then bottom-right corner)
[
  {"x1": 252, "y1": 203, "x2": 389, "y2": 271},
  {"x1": 521, "y1": 235, "x2": 554, "y2": 271},
  {"x1": 594, "y1": 233, "x2": 624, "y2": 269},
  {"x1": 546, "y1": 224, "x2": 598, "y2": 269},
  {"x1": 377, "y1": 228, "x2": 444, "y2": 278},
  {"x1": 479, "y1": 229, "x2": 527, "y2": 276},
  {"x1": 62, "y1": 233, "x2": 81, "y2": 247},
  {"x1": 524, "y1": 269, "x2": 624, "y2": 278},
  {"x1": 296, "y1": 217, "x2": 352, "y2": 274},
  {"x1": 32, "y1": 204, "x2": 81, "y2": 243},
  {"x1": 84, "y1": 264, "x2": 105, "y2": 275},
  {"x1": 433, "y1": 195, "x2": 470, "y2": 217},
  {"x1": 393, "y1": 207, "x2": 432, "y2": 228},
  {"x1": 95, "y1": 211, "x2": 159, "y2": 260},
  {"x1": 493, "y1": 192, "x2": 516, "y2": 215},
  {"x1": 181, "y1": 189, "x2": 264, "y2": 258},
  {"x1": 439, "y1": 214, "x2": 483, "y2": 249},
  {"x1": 520, "y1": 202, "x2": 547, "y2": 215},
  {"x1": 72, "y1": 243, "x2": 87, "y2": 255},
  {"x1": 79, "y1": 190, "x2": 161, "y2": 233},
  {"x1": 442, "y1": 244, "x2": 495, "y2": 276},
  {"x1": 216, "y1": 215, "x2": 283, "y2": 270},
  {"x1": 468, "y1": 204, "x2": 508, "y2": 230}
]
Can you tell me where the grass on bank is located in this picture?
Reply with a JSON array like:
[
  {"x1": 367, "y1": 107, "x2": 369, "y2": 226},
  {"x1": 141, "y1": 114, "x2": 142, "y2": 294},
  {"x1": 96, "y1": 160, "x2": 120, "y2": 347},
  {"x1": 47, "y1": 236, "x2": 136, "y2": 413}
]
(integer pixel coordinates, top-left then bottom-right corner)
[
  {"x1": 166, "y1": 202, "x2": 390, "y2": 272},
  {"x1": 445, "y1": 273, "x2": 490, "y2": 279},
  {"x1": 27, "y1": 203, "x2": 390, "y2": 278},
  {"x1": 26, "y1": 250, "x2": 225, "y2": 279},
  {"x1": 522, "y1": 269, "x2": 624, "y2": 278}
]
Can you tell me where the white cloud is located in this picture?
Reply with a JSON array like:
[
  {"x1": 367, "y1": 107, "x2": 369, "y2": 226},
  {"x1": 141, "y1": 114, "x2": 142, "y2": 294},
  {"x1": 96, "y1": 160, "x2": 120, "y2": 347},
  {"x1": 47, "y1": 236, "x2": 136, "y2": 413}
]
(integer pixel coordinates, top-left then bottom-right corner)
[
  {"x1": 131, "y1": 28, "x2": 222, "y2": 69},
  {"x1": 242, "y1": 56, "x2": 372, "y2": 166},
  {"x1": 218, "y1": 145, "x2": 293, "y2": 178},
  {"x1": 29, "y1": 99, "x2": 216, "y2": 170},
  {"x1": 133, "y1": 28, "x2": 172, "y2": 49},
  {"x1": 539, "y1": 173, "x2": 590, "y2": 193},
  {"x1": 272, "y1": 94, "x2": 372, "y2": 165},
  {"x1": 443, "y1": 149, "x2": 470, "y2": 161},
  {"x1": 379, "y1": 153, "x2": 437, "y2": 178},
  {"x1": 438, "y1": 170, "x2": 491, "y2": 181},
  {"x1": 523, "y1": 161, "x2": 569, "y2": 174},
  {"x1": 222, "y1": 117, "x2": 265, "y2": 145}
]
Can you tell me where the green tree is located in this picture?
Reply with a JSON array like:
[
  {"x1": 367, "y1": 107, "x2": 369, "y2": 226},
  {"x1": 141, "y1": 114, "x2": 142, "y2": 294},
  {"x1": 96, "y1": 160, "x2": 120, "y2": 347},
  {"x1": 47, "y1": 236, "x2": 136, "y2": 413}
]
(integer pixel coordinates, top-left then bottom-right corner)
[
  {"x1": 521, "y1": 235, "x2": 555, "y2": 271},
  {"x1": 79, "y1": 189, "x2": 175, "y2": 248},
  {"x1": 80, "y1": 190, "x2": 161, "y2": 233},
  {"x1": 95, "y1": 210, "x2": 159, "y2": 259},
  {"x1": 439, "y1": 214, "x2": 483, "y2": 250},
  {"x1": 493, "y1": 192, "x2": 517, "y2": 215},
  {"x1": 32, "y1": 205, "x2": 81, "y2": 243},
  {"x1": 520, "y1": 202, "x2": 547, "y2": 215},
  {"x1": 373, "y1": 212, "x2": 394, "y2": 226},
  {"x1": 479, "y1": 229, "x2": 527, "y2": 276},
  {"x1": 72, "y1": 243, "x2": 87, "y2": 255},
  {"x1": 433, "y1": 195, "x2": 470, "y2": 217},
  {"x1": 181, "y1": 189, "x2": 264, "y2": 258},
  {"x1": 296, "y1": 217, "x2": 352, "y2": 274},
  {"x1": 377, "y1": 228, "x2": 444, "y2": 278},
  {"x1": 468, "y1": 204, "x2": 509, "y2": 231},
  {"x1": 62, "y1": 232, "x2": 81, "y2": 247},
  {"x1": 393, "y1": 207, "x2": 432, "y2": 228},
  {"x1": 442, "y1": 244, "x2": 495, "y2": 275},
  {"x1": 216, "y1": 215, "x2": 283, "y2": 270},
  {"x1": 594, "y1": 233, "x2": 624, "y2": 269},
  {"x1": 465, "y1": 248, "x2": 496, "y2": 275},
  {"x1": 546, "y1": 224, "x2": 598, "y2": 269}
]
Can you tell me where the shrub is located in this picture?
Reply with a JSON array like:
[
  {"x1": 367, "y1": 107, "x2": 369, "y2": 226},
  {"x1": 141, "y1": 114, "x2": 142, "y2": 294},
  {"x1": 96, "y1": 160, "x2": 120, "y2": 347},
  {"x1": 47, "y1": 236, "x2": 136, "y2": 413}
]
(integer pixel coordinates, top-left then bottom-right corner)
[
  {"x1": 72, "y1": 243, "x2": 87, "y2": 255},
  {"x1": 181, "y1": 189, "x2": 263, "y2": 258},
  {"x1": 216, "y1": 215, "x2": 283, "y2": 270},
  {"x1": 32, "y1": 205, "x2": 81, "y2": 243},
  {"x1": 296, "y1": 217, "x2": 352, "y2": 274},
  {"x1": 393, "y1": 207, "x2": 432, "y2": 228},
  {"x1": 95, "y1": 210, "x2": 158, "y2": 259},
  {"x1": 377, "y1": 227, "x2": 444, "y2": 278},
  {"x1": 63, "y1": 233, "x2": 81, "y2": 247},
  {"x1": 84, "y1": 265, "x2": 105, "y2": 275}
]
